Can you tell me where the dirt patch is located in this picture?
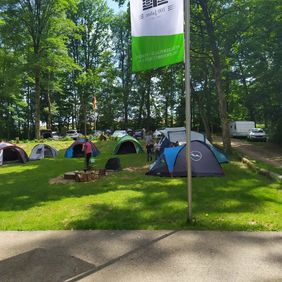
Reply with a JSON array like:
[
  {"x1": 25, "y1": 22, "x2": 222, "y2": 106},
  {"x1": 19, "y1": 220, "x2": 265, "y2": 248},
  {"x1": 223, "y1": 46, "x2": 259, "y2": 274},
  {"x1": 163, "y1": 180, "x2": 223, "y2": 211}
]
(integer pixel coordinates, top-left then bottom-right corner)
[
  {"x1": 214, "y1": 136, "x2": 282, "y2": 169},
  {"x1": 123, "y1": 165, "x2": 149, "y2": 172},
  {"x1": 49, "y1": 166, "x2": 148, "y2": 184},
  {"x1": 49, "y1": 176, "x2": 74, "y2": 185},
  {"x1": 49, "y1": 174, "x2": 102, "y2": 184},
  {"x1": 231, "y1": 139, "x2": 282, "y2": 169}
]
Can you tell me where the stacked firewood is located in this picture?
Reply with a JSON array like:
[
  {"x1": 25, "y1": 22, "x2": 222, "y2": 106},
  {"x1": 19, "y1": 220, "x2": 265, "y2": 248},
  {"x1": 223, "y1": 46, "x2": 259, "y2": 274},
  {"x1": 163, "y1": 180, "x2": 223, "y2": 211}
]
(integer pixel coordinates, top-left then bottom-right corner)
[{"x1": 74, "y1": 169, "x2": 107, "y2": 182}]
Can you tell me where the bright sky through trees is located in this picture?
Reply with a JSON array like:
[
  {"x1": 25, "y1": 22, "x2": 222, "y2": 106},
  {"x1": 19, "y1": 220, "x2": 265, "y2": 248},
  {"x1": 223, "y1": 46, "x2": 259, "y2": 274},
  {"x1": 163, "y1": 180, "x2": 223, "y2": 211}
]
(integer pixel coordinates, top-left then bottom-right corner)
[{"x1": 106, "y1": 0, "x2": 126, "y2": 13}]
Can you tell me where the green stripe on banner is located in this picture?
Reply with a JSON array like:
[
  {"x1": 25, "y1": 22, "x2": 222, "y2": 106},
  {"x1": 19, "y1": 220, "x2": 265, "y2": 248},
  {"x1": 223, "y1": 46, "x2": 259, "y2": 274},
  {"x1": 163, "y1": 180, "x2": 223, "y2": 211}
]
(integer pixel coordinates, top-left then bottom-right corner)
[{"x1": 132, "y1": 34, "x2": 184, "y2": 72}]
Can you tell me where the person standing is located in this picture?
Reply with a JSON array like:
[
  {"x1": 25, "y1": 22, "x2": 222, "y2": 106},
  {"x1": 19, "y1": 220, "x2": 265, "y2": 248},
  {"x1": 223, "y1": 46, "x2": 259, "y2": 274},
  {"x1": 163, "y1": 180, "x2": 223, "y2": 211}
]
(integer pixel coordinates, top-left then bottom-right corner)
[
  {"x1": 82, "y1": 138, "x2": 92, "y2": 171},
  {"x1": 154, "y1": 140, "x2": 161, "y2": 160},
  {"x1": 145, "y1": 130, "x2": 154, "y2": 162}
]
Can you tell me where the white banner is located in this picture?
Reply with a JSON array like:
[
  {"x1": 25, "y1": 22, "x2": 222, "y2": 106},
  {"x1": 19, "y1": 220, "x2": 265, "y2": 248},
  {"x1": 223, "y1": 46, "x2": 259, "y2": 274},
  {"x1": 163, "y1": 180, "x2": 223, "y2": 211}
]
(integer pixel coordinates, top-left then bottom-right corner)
[
  {"x1": 130, "y1": 0, "x2": 184, "y2": 72},
  {"x1": 131, "y1": 0, "x2": 183, "y2": 36}
]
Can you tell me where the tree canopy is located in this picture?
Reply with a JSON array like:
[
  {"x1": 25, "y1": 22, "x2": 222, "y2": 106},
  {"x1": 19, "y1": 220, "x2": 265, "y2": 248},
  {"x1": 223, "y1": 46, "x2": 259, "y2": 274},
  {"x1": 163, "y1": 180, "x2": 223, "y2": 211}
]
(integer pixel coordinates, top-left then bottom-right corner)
[{"x1": 0, "y1": 0, "x2": 281, "y2": 146}]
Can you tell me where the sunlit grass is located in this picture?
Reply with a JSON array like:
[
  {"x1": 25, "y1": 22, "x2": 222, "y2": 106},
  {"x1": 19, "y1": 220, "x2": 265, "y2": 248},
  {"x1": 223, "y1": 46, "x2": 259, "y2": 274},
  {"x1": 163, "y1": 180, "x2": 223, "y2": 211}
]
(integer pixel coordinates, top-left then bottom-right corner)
[{"x1": 0, "y1": 139, "x2": 281, "y2": 231}]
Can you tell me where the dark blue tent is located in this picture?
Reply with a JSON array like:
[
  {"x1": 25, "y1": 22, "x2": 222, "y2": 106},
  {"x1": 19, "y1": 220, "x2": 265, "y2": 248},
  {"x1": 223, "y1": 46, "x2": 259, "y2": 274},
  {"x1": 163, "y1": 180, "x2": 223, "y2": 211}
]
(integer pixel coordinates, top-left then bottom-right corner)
[
  {"x1": 157, "y1": 128, "x2": 228, "y2": 163},
  {"x1": 147, "y1": 140, "x2": 224, "y2": 177}
]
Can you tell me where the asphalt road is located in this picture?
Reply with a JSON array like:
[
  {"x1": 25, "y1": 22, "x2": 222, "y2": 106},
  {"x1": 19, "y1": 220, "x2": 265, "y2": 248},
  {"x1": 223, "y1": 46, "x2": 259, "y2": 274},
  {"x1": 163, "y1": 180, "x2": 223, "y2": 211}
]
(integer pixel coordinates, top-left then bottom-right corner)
[{"x1": 0, "y1": 230, "x2": 282, "y2": 282}]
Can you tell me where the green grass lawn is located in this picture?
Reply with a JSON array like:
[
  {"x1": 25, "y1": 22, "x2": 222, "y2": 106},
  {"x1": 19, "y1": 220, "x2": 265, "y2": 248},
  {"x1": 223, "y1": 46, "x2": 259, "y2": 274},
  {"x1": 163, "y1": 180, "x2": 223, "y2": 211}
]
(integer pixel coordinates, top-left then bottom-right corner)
[{"x1": 0, "y1": 139, "x2": 281, "y2": 231}]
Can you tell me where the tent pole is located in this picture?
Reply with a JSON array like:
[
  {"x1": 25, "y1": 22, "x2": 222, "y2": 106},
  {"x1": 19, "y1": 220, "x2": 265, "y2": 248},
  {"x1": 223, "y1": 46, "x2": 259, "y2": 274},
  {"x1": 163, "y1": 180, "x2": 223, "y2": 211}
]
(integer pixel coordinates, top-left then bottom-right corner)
[{"x1": 184, "y1": 0, "x2": 192, "y2": 222}]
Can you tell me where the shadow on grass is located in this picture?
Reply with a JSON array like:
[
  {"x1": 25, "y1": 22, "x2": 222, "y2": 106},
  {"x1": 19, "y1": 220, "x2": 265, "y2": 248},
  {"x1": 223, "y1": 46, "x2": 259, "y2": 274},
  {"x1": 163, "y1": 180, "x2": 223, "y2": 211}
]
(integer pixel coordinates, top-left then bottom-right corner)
[
  {"x1": 0, "y1": 145, "x2": 147, "y2": 212},
  {"x1": 0, "y1": 146, "x2": 281, "y2": 230},
  {"x1": 65, "y1": 164, "x2": 281, "y2": 230}
]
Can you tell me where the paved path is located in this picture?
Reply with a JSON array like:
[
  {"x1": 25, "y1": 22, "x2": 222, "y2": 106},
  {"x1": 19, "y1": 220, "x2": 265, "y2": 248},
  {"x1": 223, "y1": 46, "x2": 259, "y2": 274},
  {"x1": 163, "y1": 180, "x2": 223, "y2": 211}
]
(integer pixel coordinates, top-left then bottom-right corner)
[
  {"x1": 0, "y1": 231, "x2": 282, "y2": 281},
  {"x1": 231, "y1": 139, "x2": 282, "y2": 169}
]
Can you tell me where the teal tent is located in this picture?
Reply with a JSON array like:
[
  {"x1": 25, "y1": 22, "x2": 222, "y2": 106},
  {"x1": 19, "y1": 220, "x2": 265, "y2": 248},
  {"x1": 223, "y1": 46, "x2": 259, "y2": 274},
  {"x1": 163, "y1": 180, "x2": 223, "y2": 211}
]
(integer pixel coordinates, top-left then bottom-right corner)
[{"x1": 114, "y1": 135, "x2": 144, "y2": 154}]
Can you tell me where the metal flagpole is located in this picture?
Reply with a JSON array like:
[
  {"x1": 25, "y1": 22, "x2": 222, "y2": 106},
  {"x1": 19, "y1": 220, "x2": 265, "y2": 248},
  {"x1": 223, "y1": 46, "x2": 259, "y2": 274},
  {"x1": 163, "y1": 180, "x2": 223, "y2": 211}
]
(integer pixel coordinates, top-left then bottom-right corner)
[{"x1": 184, "y1": 0, "x2": 192, "y2": 222}]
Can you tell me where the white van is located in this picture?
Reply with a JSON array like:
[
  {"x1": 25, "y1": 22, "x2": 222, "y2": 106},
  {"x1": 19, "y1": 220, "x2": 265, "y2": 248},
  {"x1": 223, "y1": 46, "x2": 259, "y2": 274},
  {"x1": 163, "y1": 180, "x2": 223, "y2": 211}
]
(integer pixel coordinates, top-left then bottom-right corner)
[{"x1": 229, "y1": 121, "x2": 255, "y2": 137}]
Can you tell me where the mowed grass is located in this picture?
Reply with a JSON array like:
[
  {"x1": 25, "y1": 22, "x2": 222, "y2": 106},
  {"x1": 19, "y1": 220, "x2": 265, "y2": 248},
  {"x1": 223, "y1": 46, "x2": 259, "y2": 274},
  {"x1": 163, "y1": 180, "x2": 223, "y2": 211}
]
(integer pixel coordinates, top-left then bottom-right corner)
[{"x1": 0, "y1": 139, "x2": 281, "y2": 231}]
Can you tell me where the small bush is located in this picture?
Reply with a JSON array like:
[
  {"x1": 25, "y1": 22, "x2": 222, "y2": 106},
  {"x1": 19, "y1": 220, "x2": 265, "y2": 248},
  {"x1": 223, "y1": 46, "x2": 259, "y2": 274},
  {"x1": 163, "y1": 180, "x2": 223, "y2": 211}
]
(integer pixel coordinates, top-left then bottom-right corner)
[{"x1": 269, "y1": 118, "x2": 282, "y2": 145}]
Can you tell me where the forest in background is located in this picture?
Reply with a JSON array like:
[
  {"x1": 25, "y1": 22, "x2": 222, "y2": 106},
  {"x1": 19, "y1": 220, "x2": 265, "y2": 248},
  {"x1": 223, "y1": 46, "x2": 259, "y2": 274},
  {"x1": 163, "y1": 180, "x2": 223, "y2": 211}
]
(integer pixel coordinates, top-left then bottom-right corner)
[{"x1": 0, "y1": 0, "x2": 281, "y2": 150}]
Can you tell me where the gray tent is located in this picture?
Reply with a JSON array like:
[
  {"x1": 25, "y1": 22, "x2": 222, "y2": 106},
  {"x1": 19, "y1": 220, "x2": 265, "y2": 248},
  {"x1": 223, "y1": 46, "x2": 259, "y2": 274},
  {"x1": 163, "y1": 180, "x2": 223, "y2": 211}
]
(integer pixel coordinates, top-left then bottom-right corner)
[
  {"x1": 0, "y1": 142, "x2": 28, "y2": 165},
  {"x1": 29, "y1": 144, "x2": 58, "y2": 160}
]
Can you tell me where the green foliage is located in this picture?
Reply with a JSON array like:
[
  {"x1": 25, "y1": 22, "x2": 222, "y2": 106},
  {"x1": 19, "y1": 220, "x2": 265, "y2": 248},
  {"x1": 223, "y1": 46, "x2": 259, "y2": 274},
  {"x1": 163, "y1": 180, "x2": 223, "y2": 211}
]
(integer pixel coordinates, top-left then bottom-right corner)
[
  {"x1": 65, "y1": 0, "x2": 114, "y2": 132},
  {"x1": 60, "y1": 136, "x2": 74, "y2": 141},
  {"x1": 0, "y1": 0, "x2": 281, "y2": 145},
  {"x1": 270, "y1": 117, "x2": 282, "y2": 145}
]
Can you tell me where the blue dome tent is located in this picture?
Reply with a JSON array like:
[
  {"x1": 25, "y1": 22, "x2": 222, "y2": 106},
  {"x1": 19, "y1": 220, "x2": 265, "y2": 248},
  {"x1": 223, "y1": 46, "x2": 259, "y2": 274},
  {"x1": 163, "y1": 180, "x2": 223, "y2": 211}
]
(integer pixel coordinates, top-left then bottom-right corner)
[
  {"x1": 147, "y1": 140, "x2": 224, "y2": 177},
  {"x1": 157, "y1": 128, "x2": 228, "y2": 164},
  {"x1": 65, "y1": 138, "x2": 100, "y2": 158}
]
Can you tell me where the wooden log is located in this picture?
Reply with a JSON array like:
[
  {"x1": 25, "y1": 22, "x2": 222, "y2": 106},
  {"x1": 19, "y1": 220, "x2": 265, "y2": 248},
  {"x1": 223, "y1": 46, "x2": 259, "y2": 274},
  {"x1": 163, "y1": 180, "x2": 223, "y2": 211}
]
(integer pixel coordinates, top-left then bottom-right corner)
[
  {"x1": 242, "y1": 157, "x2": 282, "y2": 184},
  {"x1": 99, "y1": 169, "x2": 106, "y2": 176},
  {"x1": 71, "y1": 169, "x2": 104, "y2": 182},
  {"x1": 64, "y1": 172, "x2": 76, "y2": 180}
]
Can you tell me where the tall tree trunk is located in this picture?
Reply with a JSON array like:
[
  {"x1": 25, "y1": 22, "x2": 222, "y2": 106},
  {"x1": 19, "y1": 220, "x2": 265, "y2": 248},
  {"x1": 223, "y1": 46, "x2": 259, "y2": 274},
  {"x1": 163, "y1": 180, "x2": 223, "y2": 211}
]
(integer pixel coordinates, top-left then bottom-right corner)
[
  {"x1": 47, "y1": 72, "x2": 52, "y2": 129},
  {"x1": 34, "y1": 65, "x2": 41, "y2": 139},
  {"x1": 199, "y1": 0, "x2": 231, "y2": 152},
  {"x1": 237, "y1": 56, "x2": 255, "y2": 120},
  {"x1": 191, "y1": 81, "x2": 212, "y2": 141},
  {"x1": 165, "y1": 93, "x2": 169, "y2": 126},
  {"x1": 120, "y1": 44, "x2": 129, "y2": 128},
  {"x1": 145, "y1": 75, "x2": 151, "y2": 129},
  {"x1": 137, "y1": 88, "x2": 145, "y2": 127},
  {"x1": 16, "y1": 105, "x2": 21, "y2": 138},
  {"x1": 27, "y1": 83, "x2": 31, "y2": 139},
  {"x1": 82, "y1": 94, "x2": 87, "y2": 135},
  {"x1": 169, "y1": 68, "x2": 174, "y2": 127},
  {"x1": 7, "y1": 102, "x2": 10, "y2": 140},
  {"x1": 202, "y1": 78, "x2": 212, "y2": 141},
  {"x1": 124, "y1": 94, "x2": 129, "y2": 128}
]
